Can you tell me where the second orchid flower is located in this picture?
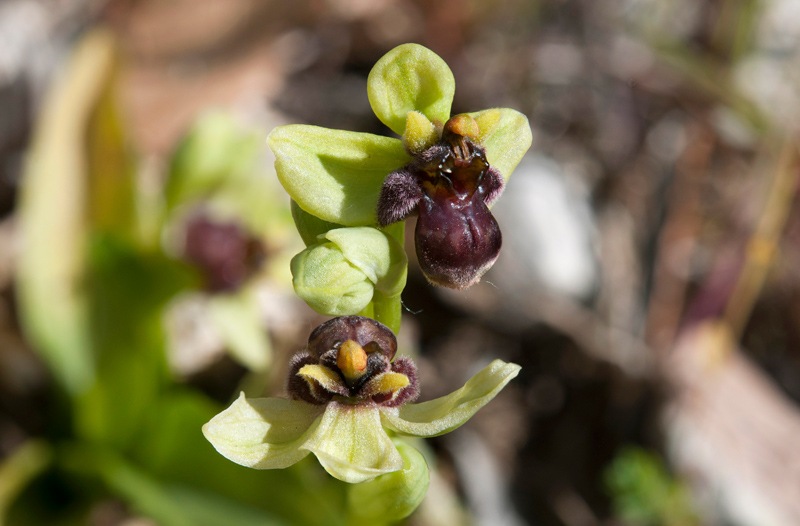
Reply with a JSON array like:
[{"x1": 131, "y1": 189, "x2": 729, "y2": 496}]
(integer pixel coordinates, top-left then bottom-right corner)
[{"x1": 268, "y1": 43, "x2": 532, "y2": 294}]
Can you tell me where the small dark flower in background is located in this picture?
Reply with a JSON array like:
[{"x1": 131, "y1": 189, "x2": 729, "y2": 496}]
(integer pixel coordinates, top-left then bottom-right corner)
[
  {"x1": 287, "y1": 315, "x2": 419, "y2": 407},
  {"x1": 182, "y1": 214, "x2": 265, "y2": 292},
  {"x1": 378, "y1": 114, "x2": 505, "y2": 289}
]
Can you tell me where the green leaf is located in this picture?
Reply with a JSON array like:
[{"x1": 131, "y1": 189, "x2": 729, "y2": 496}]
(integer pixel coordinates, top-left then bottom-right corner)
[
  {"x1": 346, "y1": 440, "x2": 429, "y2": 523},
  {"x1": 605, "y1": 447, "x2": 699, "y2": 526},
  {"x1": 68, "y1": 444, "x2": 290, "y2": 526},
  {"x1": 268, "y1": 125, "x2": 409, "y2": 226},
  {"x1": 470, "y1": 108, "x2": 532, "y2": 182},
  {"x1": 74, "y1": 235, "x2": 194, "y2": 448},
  {"x1": 202, "y1": 393, "x2": 323, "y2": 470},
  {"x1": 305, "y1": 404, "x2": 403, "y2": 484},
  {"x1": 208, "y1": 289, "x2": 272, "y2": 372},
  {"x1": 16, "y1": 31, "x2": 119, "y2": 394},
  {"x1": 381, "y1": 360, "x2": 521, "y2": 437},
  {"x1": 367, "y1": 43, "x2": 455, "y2": 135}
]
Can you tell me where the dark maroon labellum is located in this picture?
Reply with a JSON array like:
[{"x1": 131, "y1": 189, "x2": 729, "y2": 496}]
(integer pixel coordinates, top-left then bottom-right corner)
[{"x1": 377, "y1": 115, "x2": 504, "y2": 289}]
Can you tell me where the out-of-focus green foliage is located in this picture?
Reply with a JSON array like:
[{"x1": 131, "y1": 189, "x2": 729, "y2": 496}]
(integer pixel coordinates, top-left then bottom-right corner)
[
  {"x1": 8, "y1": 29, "x2": 348, "y2": 526},
  {"x1": 605, "y1": 447, "x2": 699, "y2": 526}
]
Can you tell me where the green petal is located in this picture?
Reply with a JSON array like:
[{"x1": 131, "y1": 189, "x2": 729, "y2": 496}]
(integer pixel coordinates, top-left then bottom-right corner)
[
  {"x1": 347, "y1": 440, "x2": 430, "y2": 522},
  {"x1": 305, "y1": 403, "x2": 403, "y2": 484},
  {"x1": 202, "y1": 393, "x2": 322, "y2": 469},
  {"x1": 291, "y1": 242, "x2": 375, "y2": 315},
  {"x1": 367, "y1": 43, "x2": 455, "y2": 136},
  {"x1": 470, "y1": 108, "x2": 532, "y2": 181},
  {"x1": 323, "y1": 227, "x2": 407, "y2": 297},
  {"x1": 268, "y1": 125, "x2": 408, "y2": 226},
  {"x1": 403, "y1": 111, "x2": 439, "y2": 154},
  {"x1": 381, "y1": 359, "x2": 521, "y2": 437}
]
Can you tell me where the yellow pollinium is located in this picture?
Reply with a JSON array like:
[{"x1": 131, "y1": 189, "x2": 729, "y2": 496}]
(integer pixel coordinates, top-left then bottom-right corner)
[{"x1": 337, "y1": 340, "x2": 369, "y2": 382}]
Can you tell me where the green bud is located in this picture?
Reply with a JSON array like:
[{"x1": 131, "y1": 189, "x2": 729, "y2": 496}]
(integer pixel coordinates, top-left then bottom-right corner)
[
  {"x1": 290, "y1": 227, "x2": 407, "y2": 320},
  {"x1": 291, "y1": 242, "x2": 375, "y2": 315},
  {"x1": 347, "y1": 440, "x2": 430, "y2": 523}
]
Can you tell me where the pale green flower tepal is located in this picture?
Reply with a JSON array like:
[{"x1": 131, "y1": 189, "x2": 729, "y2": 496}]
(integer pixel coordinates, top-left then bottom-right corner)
[
  {"x1": 202, "y1": 359, "x2": 521, "y2": 484},
  {"x1": 267, "y1": 42, "x2": 532, "y2": 228}
]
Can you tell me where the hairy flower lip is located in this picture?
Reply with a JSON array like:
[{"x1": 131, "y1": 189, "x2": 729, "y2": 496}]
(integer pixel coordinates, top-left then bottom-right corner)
[
  {"x1": 377, "y1": 129, "x2": 505, "y2": 289},
  {"x1": 288, "y1": 316, "x2": 418, "y2": 407}
]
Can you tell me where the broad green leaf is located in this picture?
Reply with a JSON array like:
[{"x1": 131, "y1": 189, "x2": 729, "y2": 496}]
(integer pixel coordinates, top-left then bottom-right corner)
[
  {"x1": 291, "y1": 243, "x2": 375, "y2": 315},
  {"x1": 347, "y1": 440, "x2": 429, "y2": 523},
  {"x1": 367, "y1": 43, "x2": 455, "y2": 136},
  {"x1": 203, "y1": 393, "x2": 323, "y2": 470},
  {"x1": 268, "y1": 125, "x2": 409, "y2": 226},
  {"x1": 381, "y1": 360, "x2": 521, "y2": 437},
  {"x1": 208, "y1": 289, "x2": 272, "y2": 372},
  {"x1": 16, "y1": 31, "x2": 118, "y2": 393},
  {"x1": 470, "y1": 108, "x2": 532, "y2": 182},
  {"x1": 305, "y1": 404, "x2": 403, "y2": 484}
]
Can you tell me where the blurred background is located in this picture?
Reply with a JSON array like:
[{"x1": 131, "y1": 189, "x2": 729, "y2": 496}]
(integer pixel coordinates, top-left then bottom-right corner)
[{"x1": 2, "y1": 0, "x2": 800, "y2": 525}]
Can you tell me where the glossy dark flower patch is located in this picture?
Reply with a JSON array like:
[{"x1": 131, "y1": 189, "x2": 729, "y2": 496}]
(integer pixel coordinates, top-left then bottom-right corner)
[{"x1": 377, "y1": 115, "x2": 504, "y2": 289}]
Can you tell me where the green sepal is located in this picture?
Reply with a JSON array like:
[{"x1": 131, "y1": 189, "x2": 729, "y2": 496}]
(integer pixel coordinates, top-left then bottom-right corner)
[
  {"x1": 268, "y1": 125, "x2": 409, "y2": 226},
  {"x1": 381, "y1": 359, "x2": 521, "y2": 437},
  {"x1": 202, "y1": 393, "x2": 323, "y2": 470},
  {"x1": 367, "y1": 43, "x2": 455, "y2": 136},
  {"x1": 323, "y1": 227, "x2": 407, "y2": 297},
  {"x1": 291, "y1": 200, "x2": 344, "y2": 247}
]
